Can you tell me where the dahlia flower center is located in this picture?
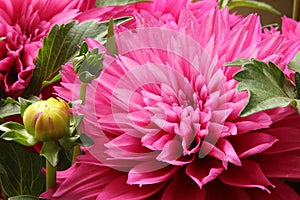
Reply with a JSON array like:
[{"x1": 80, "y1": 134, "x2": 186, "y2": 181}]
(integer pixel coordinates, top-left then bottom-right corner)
[{"x1": 128, "y1": 82, "x2": 203, "y2": 165}]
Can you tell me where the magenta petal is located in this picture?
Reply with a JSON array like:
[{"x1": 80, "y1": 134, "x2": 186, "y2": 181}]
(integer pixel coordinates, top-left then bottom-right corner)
[
  {"x1": 230, "y1": 132, "x2": 278, "y2": 158},
  {"x1": 219, "y1": 160, "x2": 273, "y2": 192},
  {"x1": 203, "y1": 139, "x2": 241, "y2": 168},
  {"x1": 254, "y1": 151, "x2": 300, "y2": 178},
  {"x1": 127, "y1": 162, "x2": 178, "y2": 185},
  {"x1": 97, "y1": 175, "x2": 166, "y2": 200},
  {"x1": 41, "y1": 164, "x2": 122, "y2": 200},
  {"x1": 234, "y1": 112, "x2": 272, "y2": 134},
  {"x1": 216, "y1": 139, "x2": 241, "y2": 166},
  {"x1": 246, "y1": 178, "x2": 300, "y2": 200},
  {"x1": 185, "y1": 157, "x2": 224, "y2": 188},
  {"x1": 161, "y1": 172, "x2": 206, "y2": 200},
  {"x1": 263, "y1": 127, "x2": 300, "y2": 154},
  {"x1": 106, "y1": 133, "x2": 151, "y2": 153}
]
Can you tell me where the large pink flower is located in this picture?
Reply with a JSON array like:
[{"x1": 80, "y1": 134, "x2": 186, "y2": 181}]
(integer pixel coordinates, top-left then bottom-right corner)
[
  {"x1": 0, "y1": 0, "x2": 108, "y2": 98},
  {"x1": 43, "y1": 2, "x2": 300, "y2": 200}
]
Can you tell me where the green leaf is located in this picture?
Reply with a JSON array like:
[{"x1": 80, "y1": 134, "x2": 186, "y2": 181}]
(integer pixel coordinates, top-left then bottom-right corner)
[
  {"x1": 0, "y1": 37, "x2": 6, "y2": 42},
  {"x1": 94, "y1": 17, "x2": 133, "y2": 44},
  {"x1": 69, "y1": 114, "x2": 83, "y2": 136},
  {"x1": 58, "y1": 135, "x2": 80, "y2": 149},
  {"x1": 59, "y1": 114, "x2": 93, "y2": 149},
  {"x1": 233, "y1": 59, "x2": 297, "y2": 116},
  {"x1": 224, "y1": 58, "x2": 251, "y2": 67},
  {"x1": 96, "y1": 0, "x2": 150, "y2": 7},
  {"x1": 8, "y1": 195, "x2": 39, "y2": 200},
  {"x1": 295, "y1": 72, "x2": 300, "y2": 99},
  {"x1": 0, "y1": 122, "x2": 38, "y2": 146},
  {"x1": 41, "y1": 73, "x2": 62, "y2": 88},
  {"x1": 18, "y1": 96, "x2": 40, "y2": 118},
  {"x1": 218, "y1": 0, "x2": 230, "y2": 8},
  {"x1": 79, "y1": 42, "x2": 89, "y2": 56},
  {"x1": 0, "y1": 98, "x2": 20, "y2": 120},
  {"x1": 78, "y1": 52, "x2": 104, "y2": 83},
  {"x1": 228, "y1": 0, "x2": 281, "y2": 15},
  {"x1": 288, "y1": 51, "x2": 300, "y2": 73},
  {"x1": 40, "y1": 141, "x2": 61, "y2": 167},
  {"x1": 106, "y1": 18, "x2": 118, "y2": 56},
  {"x1": 0, "y1": 140, "x2": 45, "y2": 197},
  {"x1": 262, "y1": 23, "x2": 279, "y2": 30},
  {"x1": 23, "y1": 20, "x2": 120, "y2": 96},
  {"x1": 57, "y1": 148, "x2": 72, "y2": 171},
  {"x1": 78, "y1": 133, "x2": 94, "y2": 146},
  {"x1": 59, "y1": 115, "x2": 88, "y2": 149},
  {"x1": 58, "y1": 133, "x2": 94, "y2": 149}
]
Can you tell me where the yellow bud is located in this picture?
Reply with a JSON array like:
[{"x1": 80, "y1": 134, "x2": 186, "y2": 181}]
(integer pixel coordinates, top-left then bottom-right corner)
[{"x1": 23, "y1": 98, "x2": 70, "y2": 142}]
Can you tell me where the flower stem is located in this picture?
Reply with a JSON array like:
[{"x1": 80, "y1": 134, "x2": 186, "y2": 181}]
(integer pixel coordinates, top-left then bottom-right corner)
[
  {"x1": 293, "y1": 0, "x2": 300, "y2": 21},
  {"x1": 72, "y1": 82, "x2": 87, "y2": 164},
  {"x1": 80, "y1": 82, "x2": 87, "y2": 105},
  {"x1": 46, "y1": 159, "x2": 56, "y2": 190},
  {"x1": 72, "y1": 145, "x2": 81, "y2": 163}
]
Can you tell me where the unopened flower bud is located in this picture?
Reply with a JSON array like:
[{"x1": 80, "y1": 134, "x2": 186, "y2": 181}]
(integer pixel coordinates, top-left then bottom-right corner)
[{"x1": 23, "y1": 98, "x2": 70, "y2": 142}]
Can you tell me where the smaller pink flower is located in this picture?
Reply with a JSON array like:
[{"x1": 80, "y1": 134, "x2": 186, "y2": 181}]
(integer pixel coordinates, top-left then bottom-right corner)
[{"x1": 0, "y1": 0, "x2": 116, "y2": 98}]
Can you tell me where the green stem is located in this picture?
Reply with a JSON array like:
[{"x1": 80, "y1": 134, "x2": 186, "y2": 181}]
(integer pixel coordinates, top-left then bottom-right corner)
[
  {"x1": 293, "y1": 0, "x2": 300, "y2": 21},
  {"x1": 72, "y1": 145, "x2": 81, "y2": 164},
  {"x1": 80, "y1": 82, "x2": 87, "y2": 105},
  {"x1": 46, "y1": 159, "x2": 56, "y2": 190},
  {"x1": 72, "y1": 82, "x2": 87, "y2": 164}
]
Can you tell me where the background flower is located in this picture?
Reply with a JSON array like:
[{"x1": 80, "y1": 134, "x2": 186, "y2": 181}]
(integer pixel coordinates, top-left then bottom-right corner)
[
  {"x1": 0, "y1": 0, "x2": 109, "y2": 98},
  {"x1": 43, "y1": 1, "x2": 300, "y2": 200}
]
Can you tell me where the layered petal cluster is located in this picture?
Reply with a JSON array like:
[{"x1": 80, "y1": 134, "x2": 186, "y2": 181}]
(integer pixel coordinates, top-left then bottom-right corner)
[
  {"x1": 261, "y1": 16, "x2": 300, "y2": 78},
  {"x1": 45, "y1": 1, "x2": 300, "y2": 200},
  {"x1": 131, "y1": 0, "x2": 241, "y2": 29},
  {"x1": 0, "y1": 0, "x2": 108, "y2": 98}
]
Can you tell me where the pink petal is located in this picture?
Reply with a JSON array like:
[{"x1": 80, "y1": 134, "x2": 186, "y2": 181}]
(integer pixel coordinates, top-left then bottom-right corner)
[
  {"x1": 185, "y1": 157, "x2": 224, "y2": 188},
  {"x1": 246, "y1": 178, "x2": 300, "y2": 200},
  {"x1": 106, "y1": 133, "x2": 150, "y2": 153},
  {"x1": 282, "y1": 16, "x2": 300, "y2": 41},
  {"x1": 254, "y1": 151, "x2": 300, "y2": 178},
  {"x1": 141, "y1": 130, "x2": 174, "y2": 150},
  {"x1": 216, "y1": 139, "x2": 241, "y2": 166},
  {"x1": 127, "y1": 162, "x2": 179, "y2": 185},
  {"x1": 97, "y1": 175, "x2": 166, "y2": 200},
  {"x1": 128, "y1": 110, "x2": 152, "y2": 127},
  {"x1": 41, "y1": 164, "x2": 122, "y2": 200},
  {"x1": 156, "y1": 139, "x2": 183, "y2": 165},
  {"x1": 219, "y1": 160, "x2": 274, "y2": 192},
  {"x1": 230, "y1": 132, "x2": 278, "y2": 158},
  {"x1": 234, "y1": 112, "x2": 272, "y2": 134},
  {"x1": 220, "y1": 14, "x2": 261, "y2": 61},
  {"x1": 202, "y1": 139, "x2": 241, "y2": 168},
  {"x1": 263, "y1": 127, "x2": 300, "y2": 154}
]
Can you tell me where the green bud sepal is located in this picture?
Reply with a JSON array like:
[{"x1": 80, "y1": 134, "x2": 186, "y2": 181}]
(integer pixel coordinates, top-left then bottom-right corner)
[{"x1": 0, "y1": 122, "x2": 38, "y2": 146}]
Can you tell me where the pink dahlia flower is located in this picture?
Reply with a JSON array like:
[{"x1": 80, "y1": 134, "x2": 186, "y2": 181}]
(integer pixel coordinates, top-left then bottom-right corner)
[
  {"x1": 261, "y1": 16, "x2": 300, "y2": 78},
  {"x1": 0, "y1": 0, "x2": 117, "y2": 98},
  {"x1": 43, "y1": 3, "x2": 300, "y2": 200},
  {"x1": 106, "y1": 0, "x2": 242, "y2": 30},
  {"x1": 281, "y1": 16, "x2": 300, "y2": 42}
]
